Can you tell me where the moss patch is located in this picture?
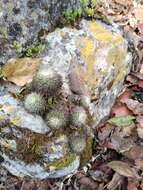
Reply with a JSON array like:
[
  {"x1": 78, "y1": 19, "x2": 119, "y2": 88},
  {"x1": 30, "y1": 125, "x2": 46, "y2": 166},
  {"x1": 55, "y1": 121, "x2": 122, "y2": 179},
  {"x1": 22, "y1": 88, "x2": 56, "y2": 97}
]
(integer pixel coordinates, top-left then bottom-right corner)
[
  {"x1": 80, "y1": 137, "x2": 93, "y2": 167},
  {"x1": 47, "y1": 153, "x2": 77, "y2": 170}
]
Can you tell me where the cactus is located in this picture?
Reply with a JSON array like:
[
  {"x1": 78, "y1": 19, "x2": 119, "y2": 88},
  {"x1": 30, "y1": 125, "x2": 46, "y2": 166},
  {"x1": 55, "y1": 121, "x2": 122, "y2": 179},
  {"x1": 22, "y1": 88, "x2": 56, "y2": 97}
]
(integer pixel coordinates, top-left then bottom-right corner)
[
  {"x1": 24, "y1": 92, "x2": 46, "y2": 114},
  {"x1": 46, "y1": 110, "x2": 67, "y2": 129},
  {"x1": 32, "y1": 69, "x2": 63, "y2": 96},
  {"x1": 70, "y1": 106, "x2": 87, "y2": 127}
]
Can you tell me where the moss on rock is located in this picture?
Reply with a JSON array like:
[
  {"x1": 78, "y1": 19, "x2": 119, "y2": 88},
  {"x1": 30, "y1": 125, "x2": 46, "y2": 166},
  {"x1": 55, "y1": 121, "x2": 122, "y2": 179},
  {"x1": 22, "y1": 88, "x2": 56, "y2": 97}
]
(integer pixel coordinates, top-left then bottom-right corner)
[
  {"x1": 47, "y1": 153, "x2": 77, "y2": 170},
  {"x1": 80, "y1": 137, "x2": 93, "y2": 167}
]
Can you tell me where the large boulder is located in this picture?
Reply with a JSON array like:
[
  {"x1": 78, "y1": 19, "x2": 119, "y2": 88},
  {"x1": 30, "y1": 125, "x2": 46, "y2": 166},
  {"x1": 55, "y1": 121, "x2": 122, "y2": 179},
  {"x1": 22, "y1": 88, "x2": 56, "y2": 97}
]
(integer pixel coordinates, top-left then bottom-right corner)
[
  {"x1": 0, "y1": 19, "x2": 131, "y2": 179},
  {"x1": 40, "y1": 19, "x2": 132, "y2": 125}
]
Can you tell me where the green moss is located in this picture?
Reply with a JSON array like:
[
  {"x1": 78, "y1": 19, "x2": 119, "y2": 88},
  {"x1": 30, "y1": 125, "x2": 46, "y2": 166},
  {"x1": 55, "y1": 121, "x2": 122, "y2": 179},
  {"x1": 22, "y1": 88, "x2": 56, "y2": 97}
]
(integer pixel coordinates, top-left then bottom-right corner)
[
  {"x1": 80, "y1": 0, "x2": 97, "y2": 17},
  {"x1": 0, "y1": 66, "x2": 4, "y2": 79},
  {"x1": 11, "y1": 41, "x2": 21, "y2": 51},
  {"x1": 48, "y1": 153, "x2": 76, "y2": 169},
  {"x1": 23, "y1": 42, "x2": 45, "y2": 57},
  {"x1": 63, "y1": 8, "x2": 82, "y2": 23},
  {"x1": 84, "y1": 7, "x2": 94, "y2": 17},
  {"x1": 80, "y1": 137, "x2": 93, "y2": 167}
]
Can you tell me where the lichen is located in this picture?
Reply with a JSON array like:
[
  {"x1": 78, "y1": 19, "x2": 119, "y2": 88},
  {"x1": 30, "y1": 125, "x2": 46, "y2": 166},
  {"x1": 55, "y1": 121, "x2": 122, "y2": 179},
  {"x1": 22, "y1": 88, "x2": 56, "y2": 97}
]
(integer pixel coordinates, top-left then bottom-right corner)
[
  {"x1": 47, "y1": 153, "x2": 77, "y2": 170},
  {"x1": 79, "y1": 36, "x2": 97, "y2": 93},
  {"x1": 107, "y1": 46, "x2": 126, "y2": 83}
]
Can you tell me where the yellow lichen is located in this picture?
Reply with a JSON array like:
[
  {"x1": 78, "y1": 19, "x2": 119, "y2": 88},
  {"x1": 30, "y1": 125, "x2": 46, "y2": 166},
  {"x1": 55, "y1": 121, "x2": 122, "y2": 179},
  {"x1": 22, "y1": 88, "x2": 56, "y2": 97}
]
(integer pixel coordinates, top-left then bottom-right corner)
[
  {"x1": 78, "y1": 21, "x2": 127, "y2": 94},
  {"x1": 11, "y1": 116, "x2": 21, "y2": 126},
  {"x1": 88, "y1": 21, "x2": 124, "y2": 44},
  {"x1": 79, "y1": 36, "x2": 97, "y2": 93}
]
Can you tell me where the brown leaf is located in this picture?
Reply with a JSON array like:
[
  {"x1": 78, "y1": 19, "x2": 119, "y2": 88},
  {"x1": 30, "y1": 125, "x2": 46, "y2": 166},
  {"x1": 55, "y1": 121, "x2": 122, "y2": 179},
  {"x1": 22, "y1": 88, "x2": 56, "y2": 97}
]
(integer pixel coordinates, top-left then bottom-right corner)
[
  {"x1": 121, "y1": 99, "x2": 143, "y2": 115},
  {"x1": 138, "y1": 80, "x2": 143, "y2": 88},
  {"x1": 136, "y1": 116, "x2": 143, "y2": 127},
  {"x1": 123, "y1": 145, "x2": 143, "y2": 160},
  {"x1": 21, "y1": 179, "x2": 35, "y2": 190},
  {"x1": 3, "y1": 58, "x2": 41, "y2": 86},
  {"x1": 134, "y1": 6, "x2": 143, "y2": 23},
  {"x1": 111, "y1": 103, "x2": 132, "y2": 117},
  {"x1": 135, "y1": 159, "x2": 143, "y2": 170},
  {"x1": 106, "y1": 173, "x2": 124, "y2": 190},
  {"x1": 126, "y1": 75, "x2": 138, "y2": 85},
  {"x1": 107, "y1": 161, "x2": 138, "y2": 178},
  {"x1": 76, "y1": 173, "x2": 98, "y2": 190},
  {"x1": 98, "y1": 124, "x2": 114, "y2": 141},
  {"x1": 131, "y1": 72, "x2": 143, "y2": 80},
  {"x1": 126, "y1": 74, "x2": 143, "y2": 88},
  {"x1": 137, "y1": 127, "x2": 143, "y2": 139},
  {"x1": 118, "y1": 90, "x2": 132, "y2": 102},
  {"x1": 122, "y1": 122, "x2": 135, "y2": 137},
  {"x1": 127, "y1": 179, "x2": 139, "y2": 190},
  {"x1": 138, "y1": 23, "x2": 143, "y2": 34}
]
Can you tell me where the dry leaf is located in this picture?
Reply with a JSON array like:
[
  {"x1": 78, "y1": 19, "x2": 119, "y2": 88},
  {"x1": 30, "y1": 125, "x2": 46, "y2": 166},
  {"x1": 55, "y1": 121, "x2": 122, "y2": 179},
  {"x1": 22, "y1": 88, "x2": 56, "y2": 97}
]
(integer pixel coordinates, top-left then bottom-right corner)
[
  {"x1": 114, "y1": 0, "x2": 132, "y2": 6},
  {"x1": 111, "y1": 103, "x2": 132, "y2": 117},
  {"x1": 136, "y1": 116, "x2": 143, "y2": 127},
  {"x1": 106, "y1": 173, "x2": 124, "y2": 190},
  {"x1": 118, "y1": 90, "x2": 132, "y2": 102},
  {"x1": 121, "y1": 99, "x2": 143, "y2": 115},
  {"x1": 135, "y1": 159, "x2": 143, "y2": 170},
  {"x1": 107, "y1": 161, "x2": 138, "y2": 178},
  {"x1": 123, "y1": 145, "x2": 143, "y2": 160},
  {"x1": 137, "y1": 127, "x2": 143, "y2": 139},
  {"x1": 134, "y1": 6, "x2": 143, "y2": 23},
  {"x1": 3, "y1": 58, "x2": 41, "y2": 86},
  {"x1": 127, "y1": 179, "x2": 139, "y2": 190}
]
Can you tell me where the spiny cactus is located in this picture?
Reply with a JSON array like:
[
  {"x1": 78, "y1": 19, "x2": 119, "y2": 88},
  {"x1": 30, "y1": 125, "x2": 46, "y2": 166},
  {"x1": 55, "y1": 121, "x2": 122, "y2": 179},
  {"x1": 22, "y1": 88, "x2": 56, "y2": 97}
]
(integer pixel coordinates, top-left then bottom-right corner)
[
  {"x1": 32, "y1": 68, "x2": 63, "y2": 96},
  {"x1": 70, "y1": 106, "x2": 87, "y2": 127},
  {"x1": 70, "y1": 136, "x2": 86, "y2": 154},
  {"x1": 46, "y1": 110, "x2": 67, "y2": 129},
  {"x1": 24, "y1": 92, "x2": 46, "y2": 114}
]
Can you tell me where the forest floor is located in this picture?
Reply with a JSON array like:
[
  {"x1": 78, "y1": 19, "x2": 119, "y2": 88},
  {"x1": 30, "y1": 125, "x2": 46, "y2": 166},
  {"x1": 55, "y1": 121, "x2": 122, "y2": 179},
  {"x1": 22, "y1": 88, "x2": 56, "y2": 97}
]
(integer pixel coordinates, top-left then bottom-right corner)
[{"x1": 0, "y1": 0, "x2": 143, "y2": 189}]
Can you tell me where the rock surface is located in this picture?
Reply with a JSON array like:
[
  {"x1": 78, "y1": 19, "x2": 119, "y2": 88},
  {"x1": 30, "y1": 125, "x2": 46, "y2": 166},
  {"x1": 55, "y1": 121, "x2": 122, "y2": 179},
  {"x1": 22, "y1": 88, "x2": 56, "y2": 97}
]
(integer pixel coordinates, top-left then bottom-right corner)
[
  {"x1": 0, "y1": 91, "x2": 88, "y2": 179},
  {"x1": 0, "y1": 0, "x2": 82, "y2": 64},
  {"x1": 40, "y1": 19, "x2": 132, "y2": 126},
  {"x1": 0, "y1": 19, "x2": 131, "y2": 179}
]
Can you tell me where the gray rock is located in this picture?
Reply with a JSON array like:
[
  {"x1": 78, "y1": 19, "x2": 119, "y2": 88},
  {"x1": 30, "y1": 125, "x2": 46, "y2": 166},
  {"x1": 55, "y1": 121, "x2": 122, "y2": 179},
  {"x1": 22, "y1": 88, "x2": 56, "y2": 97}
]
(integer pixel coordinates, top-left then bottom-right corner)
[
  {"x1": 0, "y1": 0, "x2": 83, "y2": 64},
  {"x1": 0, "y1": 93, "x2": 88, "y2": 179},
  {"x1": 0, "y1": 19, "x2": 131, "y2": 179},
  {"x1": 40, "y1": 19, "x2": 132, "y2": 126},
  {"x1": 0, "y1": 94, "x2": 50, "y2": 134}
]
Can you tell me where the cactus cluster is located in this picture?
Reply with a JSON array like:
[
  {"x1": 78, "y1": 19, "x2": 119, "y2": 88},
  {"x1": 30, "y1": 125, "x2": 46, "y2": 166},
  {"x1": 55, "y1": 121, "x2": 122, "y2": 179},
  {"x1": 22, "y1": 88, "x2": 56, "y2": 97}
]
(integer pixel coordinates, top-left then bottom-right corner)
[
  {"x1": 24, "y1": 68, "x2": 63, "y2": 114},
  {"x1": 23, "y1": 67, "x2": 92, "y2": 163}
]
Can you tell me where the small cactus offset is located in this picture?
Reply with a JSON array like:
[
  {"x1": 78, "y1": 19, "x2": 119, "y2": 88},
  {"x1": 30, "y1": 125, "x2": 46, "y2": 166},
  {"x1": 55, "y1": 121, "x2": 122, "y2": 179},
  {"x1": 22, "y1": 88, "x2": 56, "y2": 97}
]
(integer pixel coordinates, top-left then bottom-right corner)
[
  {"x1": 70, "y1": 136, "x2": 86, "y2": 154},
  {"x1": 70, "y1": 106, "x2": 87, "y2": 127},
  {"x1": 24, "y1": 92, "x2": 46, "y2": 114},
  {"x1": 46, "y1": 110, "x2": 67, "y2": 129},
  {"x1": 32, "y1": 68, "x2": 63, "y2": 96}
]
